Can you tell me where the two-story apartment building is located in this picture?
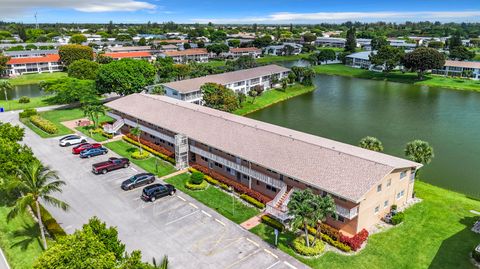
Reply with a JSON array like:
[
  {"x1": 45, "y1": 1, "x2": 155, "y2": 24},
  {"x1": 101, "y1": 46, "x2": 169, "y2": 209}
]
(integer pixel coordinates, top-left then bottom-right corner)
[
  {"x1": 432, "y1": 60, "x2": 480, "y2": 80},
  {"x1": 223, "y1": 47, "x2": 262, "y2": 59},
  {"x1": 104, "y1": 93, "x2": 421, "y2": 235},
  {"x1": 160, "y1": 64, "x2": 290, "y2": 104},
  {"x1": 159, "y1": 48, "x2": 209, "y2": 64},
  {"x1": 5, "y1": 54, "x2": 62, "y2": 76}
]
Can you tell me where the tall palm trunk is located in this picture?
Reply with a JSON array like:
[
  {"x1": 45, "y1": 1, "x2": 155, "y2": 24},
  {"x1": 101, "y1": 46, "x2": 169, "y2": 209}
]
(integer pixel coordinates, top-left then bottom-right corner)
[
  {"x1": 311, "y1": 222, "x2": 322, "y2": 246},
  {"x1": 137, "y1": 135, "x2": 143, "y2": 154},
  {"x1": 35, "y1": 200, "x2": 47, "y2": 249},
  {"x1": 303, "y1": 222, "x2": 310, "y2": 247}
]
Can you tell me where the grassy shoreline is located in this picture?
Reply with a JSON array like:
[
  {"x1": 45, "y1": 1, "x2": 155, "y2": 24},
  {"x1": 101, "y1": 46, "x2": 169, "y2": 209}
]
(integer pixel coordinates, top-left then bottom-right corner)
[
  {"x1": 7, "y1": 72, "x2": 67, "y2": 86},
  {"x1": 0, "y1": 96, "x2": 51, "y2": 112},
  {"x1": 233, "y1": 84, "x2": 316, "y2": 115},
  {"x1": 313, "y1": 64, "x2": 480, "y2": 92}
]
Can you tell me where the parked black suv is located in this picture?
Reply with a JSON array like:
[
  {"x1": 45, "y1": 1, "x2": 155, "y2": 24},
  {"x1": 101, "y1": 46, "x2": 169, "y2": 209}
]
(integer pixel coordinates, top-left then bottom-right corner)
[
  {"x1": 141, "y1": 184, "x2": 176, "y2": 202},
  {"x1": 121, "y1": 173, "x2": 155, "y2": 190}
]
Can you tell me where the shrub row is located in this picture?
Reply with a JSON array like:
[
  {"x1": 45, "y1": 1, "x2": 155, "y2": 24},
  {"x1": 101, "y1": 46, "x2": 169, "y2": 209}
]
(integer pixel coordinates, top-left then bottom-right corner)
[
  {"x1": 321, "y1": 233, "x2": 351, "y2": 252},
  {"x1": 30, "y1": 115, "x2": 58, "y2": 134},
  {"x1": 292, "y1": 235, "x2": 325, "y2": 256},
  {"x1": 30, "y1": 202, "x2": 66, "y2": 240},
  {"x1": 123, "y1": 135, "x2": 175, "y2": 164},
  {"x1": 125, "y1": 133, "x2": 174, "y2": 158},
  {"x1": 391, "y1": 212, "x2": 405, "y2": 225},
  {"x1": 19, "y1": 108, "x2": 38, "y2": 118},
  {"x1": 185, "y1": 180, "x2": 208, "y2": 190},
  {"x1": 240, "y1": 194, "x2": 265, "y2": 209},
  {"x1": 261, "y1": 215, "x2": 284, "y2": 231},
  {"x1": 100, "y1": 129, "x2": 113, "y2": 139},
  {"x1": 191, "y1": 164, "x2": 271, "y2": 204},
  {"x1": 339, "y1": 229, "x2": 369, "y2": 251},
  {"x1": 307, "y1": 224, "x2": 353, "y2": 252}
]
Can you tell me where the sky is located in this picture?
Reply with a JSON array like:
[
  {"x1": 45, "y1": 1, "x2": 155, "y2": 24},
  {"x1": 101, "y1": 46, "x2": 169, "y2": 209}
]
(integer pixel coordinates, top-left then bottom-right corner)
[{"x1": 1, "y1": 0, "x2": 479, "y2": 24}]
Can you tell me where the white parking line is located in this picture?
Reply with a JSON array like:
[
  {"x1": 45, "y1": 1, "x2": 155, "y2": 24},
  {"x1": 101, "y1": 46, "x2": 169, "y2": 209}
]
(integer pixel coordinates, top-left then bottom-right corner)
[
  {"x1": 265, "y1": 261, "x2": 280, "y2": 269},
  {"x1": 214, "y1": 218, "x2": 226, "y2": 226},
  {"x1": 263, "y1": 248, "x2": 278, "y2": 259},
  {"x1": 188, "y1": 202, "x2": 198, "y2": 209},
  {"x1": 283, "y1": 261, "x2": 297, "y2": 269},
  {"x1": 176, "y1": 195, "x2": 186, "y2": 201},
  {"x1": 130, "y1": 167, "x2": 138, "y2": 172},
  {"x1": 201, "y1": 210, "x2": 211, "y2": 218},
  {"x1": 164, "y1": 210, "x2": 199, "y2": 226},
  {"x1": 224, "y1": 249, "x2": 261, "y2": 269},
  {"x1": 246, "y1": 238, "x2": 260, "y2": 247}
]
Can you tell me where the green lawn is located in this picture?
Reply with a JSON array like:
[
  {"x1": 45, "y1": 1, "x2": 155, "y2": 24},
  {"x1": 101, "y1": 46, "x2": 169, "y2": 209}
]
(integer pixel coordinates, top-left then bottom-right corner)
[
  {"x1": 0, "y1": 206, "x2": 44, "y2": 269},
  {"x1": 75, "y1": 126, "x2": 109, "y2": 142},
  {"x1": 251, "y1": 181, "x2": 480, "y2": 269},
  {"x1": 7, "y1": 72, "x2": 67, "y2": 86},
  {"x1": 233, "y1": 84, "x2": 316, "y2": 115},
  {"x1": 104, "y1": 140, "x2": 176, "y2": 177},
  {"x1": 256, "y1": 53, "x2": 310, "y2": 64},
  {"x1": 0, "y1": 96, "x2": 51, "y2": 112},
  {"x1": 164, "y1": 173, "x2": 259, "y2": 224},
  {"x1": 313, "y1": 64, "x2": 480, "y2": 92}
]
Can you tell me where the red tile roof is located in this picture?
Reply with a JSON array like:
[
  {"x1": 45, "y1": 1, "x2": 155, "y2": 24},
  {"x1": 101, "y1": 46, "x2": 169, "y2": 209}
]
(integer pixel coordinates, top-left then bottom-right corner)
[
  {"x1": 7, "y1": 54, "x2": 60, "y2": 65},
  {"x1": 163, "y1": 48, "x2": 208, "y2": 57},
  {"x1": 103, "y1": 51, "x2": 152, "y2": 59}
]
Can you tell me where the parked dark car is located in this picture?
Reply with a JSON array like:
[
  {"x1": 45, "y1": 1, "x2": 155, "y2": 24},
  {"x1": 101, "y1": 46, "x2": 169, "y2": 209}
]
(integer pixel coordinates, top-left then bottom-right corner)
[
  {"x1": 80, "y1": 147, "x2": 108, "y2": 158},
  {"x1": 72, "y1": 143, "x2": 102, "y2": 154},
  {"x1": 121, "y1": 173, "x2": 155, "y2": 190},
  {"x1": 92, "y1": 157, "x2": 130, "y2": 174},
  {"x1": 141, "y1": 184, "x2": 176, "y2": 202}
]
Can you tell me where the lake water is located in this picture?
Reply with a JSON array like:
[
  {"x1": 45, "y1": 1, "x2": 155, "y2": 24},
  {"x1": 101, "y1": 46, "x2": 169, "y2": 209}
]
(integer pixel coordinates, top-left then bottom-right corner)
[
  {"x1": 247, "y1": 72, "x2": 480, "y2": 198},
  {"x1": 0, "y1": 84, "x2": 44, "y2": 100}
]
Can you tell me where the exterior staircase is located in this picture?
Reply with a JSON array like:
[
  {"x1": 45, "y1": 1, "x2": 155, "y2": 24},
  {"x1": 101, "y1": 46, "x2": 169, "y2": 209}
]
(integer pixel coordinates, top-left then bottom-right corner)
[
  {"x1": 103, "y1": 119, "x2": 125, "y2": 134},
  {"x1": 266, "y1": 186, "x2": 295, "y2": 222}
]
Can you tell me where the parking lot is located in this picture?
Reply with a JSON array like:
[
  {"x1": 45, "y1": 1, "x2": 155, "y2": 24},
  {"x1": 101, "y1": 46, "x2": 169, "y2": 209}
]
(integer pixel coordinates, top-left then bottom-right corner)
[{"x1": 1, "y1": 111, "x2": 308, "y2": 269}]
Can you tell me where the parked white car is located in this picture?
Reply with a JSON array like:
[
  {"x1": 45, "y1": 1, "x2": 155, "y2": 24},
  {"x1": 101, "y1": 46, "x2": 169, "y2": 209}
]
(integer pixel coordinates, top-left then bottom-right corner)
[{"x1": 59, "y1": 135, "x2": 87, "y2": 147}]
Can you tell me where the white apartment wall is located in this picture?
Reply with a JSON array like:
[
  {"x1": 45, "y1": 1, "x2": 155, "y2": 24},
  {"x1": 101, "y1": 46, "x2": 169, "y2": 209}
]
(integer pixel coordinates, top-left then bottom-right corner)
[{"x1": 7, "y1": 61, "x2": 62, "y2": 76}]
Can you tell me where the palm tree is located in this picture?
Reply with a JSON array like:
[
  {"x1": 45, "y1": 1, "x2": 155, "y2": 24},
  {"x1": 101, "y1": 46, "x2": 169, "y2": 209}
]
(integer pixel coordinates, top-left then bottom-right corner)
[
  {"x1": 281, "y1": 78, "x2": 289, "y2": 91},
  {"x1": 287, "y1": 189, "x2": 318, "y2": 247},
  {"x1": 405, "y1": 139, "x2": 434, "y2": 167},
  {"x1": 81, "y1": 102, "x2": 106, "y2": 128},
  {"x1": 0, "y1": 80, "x2": 13, "y2": 108},
  {"x1": 7, "y1": 160, "x2": 69, "y2": 249},
  {"x1": 130, "y1": 126, "x2": 143, "y2": 154},
  {"x1": 310, "y1": 194, "x2": 337, "y2": 246},
  {"x1": 152, "y1": 255, "x2": 169, "y2": 269},
  {"x1": 359, "y1": 136, "x2": 384, "y2": 152}
]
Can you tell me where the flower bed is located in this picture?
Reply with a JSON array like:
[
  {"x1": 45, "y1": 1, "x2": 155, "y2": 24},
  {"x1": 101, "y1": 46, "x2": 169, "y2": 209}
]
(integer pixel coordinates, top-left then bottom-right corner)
[
  {"x1": 190, "y1": 163, "x2": 271, "y2": 204},
  {"x1": 261, "y1": 215, "x2": 285, "y2": 231},
  {"x1": 292, "y1": 235, "x2": 325, "y2": 256},
  {"x1": 339, "y1": 229, "x2": 369, "y2": 251},
  {"x1": 30, "y1": 115, "x2": 58, "y2": 134},
  {"x1": 131, "y1": 150, "x2": 149, "y2": 160},
  {"x1": 307, "y1": 223, "x2": 368, "y2": 252},
  {"x1": 125, "y1": 133, "x2": 174, "y2": 157},
  {"x1": 122, "y1": 135, "x2": 175, "y2": 164},
  {"x1": 240, "y1": 194, "x2": 265, "y2": 209}
]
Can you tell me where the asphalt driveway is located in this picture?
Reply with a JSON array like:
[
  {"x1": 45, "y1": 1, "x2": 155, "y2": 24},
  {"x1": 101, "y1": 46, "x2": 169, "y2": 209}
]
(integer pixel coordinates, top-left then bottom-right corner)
[{"x1": 0, "y1": 111, "x2": 308, "y2": 269}]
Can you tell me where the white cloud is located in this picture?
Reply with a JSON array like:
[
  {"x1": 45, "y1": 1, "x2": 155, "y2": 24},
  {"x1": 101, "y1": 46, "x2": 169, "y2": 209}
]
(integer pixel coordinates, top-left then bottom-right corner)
[
  {"x1": 193, "y1": 11, "x2": 480, "y2": 24},
  {"x1": 0, "y1": 0, "x2": 156, "y2": 18}
]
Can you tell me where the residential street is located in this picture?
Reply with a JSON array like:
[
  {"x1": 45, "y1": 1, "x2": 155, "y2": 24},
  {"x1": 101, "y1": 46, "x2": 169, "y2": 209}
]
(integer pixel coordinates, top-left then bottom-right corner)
[{"x1": 0, "y1": 110, "x2": 308, "y2": 269}]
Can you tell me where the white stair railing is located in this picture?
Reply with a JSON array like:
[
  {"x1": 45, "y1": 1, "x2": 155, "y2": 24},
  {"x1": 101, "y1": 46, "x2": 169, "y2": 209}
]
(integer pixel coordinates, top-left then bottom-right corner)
[{"x1": 103, "y1": 119, "x2": 125, "y2": 134}]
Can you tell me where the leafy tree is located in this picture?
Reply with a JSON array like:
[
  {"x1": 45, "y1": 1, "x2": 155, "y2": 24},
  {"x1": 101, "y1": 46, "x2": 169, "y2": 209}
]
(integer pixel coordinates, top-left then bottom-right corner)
[
  {"x1": 183, "y1": 43, "x2": 191, "y2": 49},
  {"x1": 70, "y1": 34, "x2": 87, "y2": 44},
  {"x1": 227, "y1": 55, "x2": 257, "y2": 70},
  {"x1": 316, "y1": 49, "x2": 336, "y2": 64},
  {"x1": 116, "y1": 34, "x2": 133, "y2": 42},
  {"x1": 0, "y1": 122, "x2": 35, "y2": 179},
  {"x1": 288, "y1": 189, "x2": 336, "y2": 248},
  {"x1": 138, "y1": 37, "x2": 147, "y2": 46},
  {"x1": 7, "y1": 160, "x2": 69, "y2": 249},
  {"x1": 41, "y1": 77, "x2": 97, "y2": 104},
  {"x1": 448, "y1": 32, "x2": 462, "y2": 50},
  {"x1": 173, "y1": 64, "x2": 191, "y2": 80},
  {"x1": 403, "y1": 47, "x2": 445, "y2": 79},
  {"x1": 369, "y1": 46, "x2": 404, "y2": 73},
  {"x1": 228, "y1": 39, "x2": 241, "y2": 48},
  {"x1": 201, "y1": 83, "x2": 239, "y2": 112},
  {"x1": 155, "y1": 57, "x2": 176, "y2": 81},
  {"x1": 151, "y1": 85, "x2": 165, "y2": 95},
  {"x1": 253, "y1": 36, "x2": 272, "y2": 48},
  {"x1": 59, "y1": 45, "x2": 94, "y2": 66},
  {"x1": 130, "y1": 126, "x2": 143, "y2": 154},
  {"x1": 210, "y1": 30, "x2": 227, "y2": 42},
  {"x1": 17, "y1": 24, "x2": 27, "y2": 42},
  {"x1": 96, "y1": 59, "x2": 155, "y2": 95},
  {"x1": 449, "y1": 46, "x2": 475, "y2": 61},
  {"x1": 247, "y1": 88, "x2": 258, "y2": 103},
  {"x1": 81, "y1": 101, "x2": 106, "y2": 128},
  {"x1": 196, "y1": 41, "x2": 205, "y2": 48},
  {"x1": 237, "y1": 92, "x2": 246, "y2": 106},
  {"x1": 345, "y1": 27, "x2": 357, "y2": 52},
  {"x1": 281, "y1": 77, "x2": 289, "y2": 91},
  {"x1": 282, "y1": 45, "x2": 295, "y2": 56},
  {"x1": 428, "y1": 41, "x2": 444, "y2": 49},
  {"x1": 96, "y1": 54, "x2": 113, "y2": 64},
  {"x1": 287, "y1": 72, "x2": 297, "y2": 84},
  {"x1": 0, "y1": 54, "x2": 10, "y2": 76},
  {"x1": 206, "y1": 43, "x2": 229, "y2": 57},
  {"x1": 405, "y1": 140, "x2": 434, "y2": 166},
  {"x1": 67, "y1": 59, "x2": 99, "y2": 80},
  {"x1": 303, "y1": 33, "x2": 316, "y2": 43},
  {"x1": 0, "y1": 80, "x2": 13, "y2": 99},
  {"x1": 107, "y1": 20, "x2": 114, "y2": 34},
  {"x1": 371, "y1": 36, "x2": 389, "y2": 50},
  {"x1": 359, "y1": 136, "x2": 384, "y2": 152}
]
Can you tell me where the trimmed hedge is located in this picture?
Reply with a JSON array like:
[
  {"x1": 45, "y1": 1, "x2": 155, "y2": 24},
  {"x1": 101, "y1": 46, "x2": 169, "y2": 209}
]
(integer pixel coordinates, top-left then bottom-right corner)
[
  {"x1": 131, "y1": 150, "x2": 149, "y2": 160},
  {"x1": 30, "y1": 202, "x2": 66, "y2": 240},
  {"x1": 292, "y1": 235, "x2": 325, "y2": 256},
  {"x1": 307, "y1": 224, "x2": 352, "y2": 252},
  {"x1": 190, "y1": 171, "x2": 205, "y2": 184},
  {"x1": 19, "y1": 108, "x2": 38, "y2": 118},
  {"x1": 185, "y1": 179, "x2": 208, "y2": 190},
  {"x1": 18, "y1": 96, "x2": 30, "y2": 103},
  {"x1": 240, "y1": 194, "x2": 266, "y2": 209},
  {"x1": 261, "y1": 215, "x2": 284, "y2": 231},
  {"x1": 123, "y1": 135, "x2": 175, "y2": 164},
  {"x1": 391, "y1": 212, "x2": 405, "y2": 225},
  {"x1": 30, "y1": 115, "x2": 58, "y2": 134},
  {"x1": 321, "y1": 233, "x2": 351, "y2": 252}
]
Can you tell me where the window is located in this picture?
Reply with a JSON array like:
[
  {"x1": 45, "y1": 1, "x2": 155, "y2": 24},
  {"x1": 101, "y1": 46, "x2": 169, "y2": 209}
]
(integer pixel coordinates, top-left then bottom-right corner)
[
  {"x1": 387, "y1": 178, "x2": 391, "y2": 187},
  {"x1": 256, "y1": 180, "x2": 260, "y2": 185},
  {"x1": 400, "y1": 171, "x2": 407, "y2": 180},
  {"x1": 377, "y1": 184, "x2": 382, "y2": 192},
  {"x1": 336, "y1": 215, "x2": 345, "y2": 223},
  {"x1": 384, "y1": 200, "x2": 389, "y2": 208},
  {"x1": 374, "y1": 206, "x2": 380, "y2": 214},
  {"x1": 397, "y1": 190, "x2": 405, "y2": 200},
  {"x1": 266, "y1": 185, "x2": 278, "y2": 192},
  {"x1": 410, "y1": 171, "x2": 416, "y2": 183}
]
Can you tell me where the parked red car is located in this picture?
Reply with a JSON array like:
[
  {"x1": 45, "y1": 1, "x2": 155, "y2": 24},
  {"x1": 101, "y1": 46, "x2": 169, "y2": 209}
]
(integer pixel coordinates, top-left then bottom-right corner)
[{"x1": 72, "y1": 143, "x2": 102, "y2": 154}]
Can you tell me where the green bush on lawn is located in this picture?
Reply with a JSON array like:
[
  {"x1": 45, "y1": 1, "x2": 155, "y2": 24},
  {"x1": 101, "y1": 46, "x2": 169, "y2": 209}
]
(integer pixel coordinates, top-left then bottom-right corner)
[
  {"x1": 185, "y1": 179, "x2": 208, "y2": 190},
  {"x1": 292, "y1": 235, "x2": 325, "y2": 256},
  {"x1": 19, "y1": 108, "x2": 38, "y2": 118},
  {"x1": 30, "y1": 115, "x2": 58, "y2": 134},
  {"x1": 18, "y1": 96, "x2": 30, "y2": 103},
  {"x1": 261, "y1": 215, "x2": 284, "y2": 231},
  {"x1": 240, "y1": 194, "x2": 266, "y2": 209},
  {"x1": 190, "y1": 171, "x2": 205, "y2": 184},
  {"x1": 131, "y1": 150, "x2": 149, "y2": 160},
  {"x1": 391, "y1": 212, "x2": 405, "y2": 225}
]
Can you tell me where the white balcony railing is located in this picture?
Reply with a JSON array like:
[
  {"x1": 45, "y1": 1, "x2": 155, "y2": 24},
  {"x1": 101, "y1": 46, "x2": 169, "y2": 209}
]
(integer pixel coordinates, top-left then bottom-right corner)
[
  {"x1": 336, "y1": 204, "x2": 359, "y2": 219},
  {"x1": 190, "y1": 145, "x2": 285, "y2": 189}
]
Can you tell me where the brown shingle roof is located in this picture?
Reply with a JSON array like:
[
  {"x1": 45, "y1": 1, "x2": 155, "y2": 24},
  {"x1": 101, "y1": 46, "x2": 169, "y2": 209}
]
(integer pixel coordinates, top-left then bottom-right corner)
[
  {"x1": 162, "y1": 64, "x2": 290, "y2": 93},
  {"x1": 444, "y1": 60, "x2": 480, "y2": 69},
  {"x1": 105, "y1": 94, "x2": 421, "y2": 202}
]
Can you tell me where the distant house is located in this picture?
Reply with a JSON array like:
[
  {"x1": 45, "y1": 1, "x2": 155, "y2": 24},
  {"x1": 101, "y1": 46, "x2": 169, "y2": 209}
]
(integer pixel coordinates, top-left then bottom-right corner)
[
  {"x1": 103, "y1": 51, "x2": 155, "y2": 61},
  {"x1": 264, "y1": 43, "x2": 303, "y2": 56},
  {"x1": 159, "y1": 48, "x2": 209, "y2": 64},
  {"x1": 345, "y1": 51, "x2": 373, "y2": 69},
  {"x1": 160, "y1": 44, "x2": 178, "y2": 51},
  {"x1": 388, "y1": 39, "x2": 417, "y2": 50},
  {"x1": 315, "y1": 37, "x2": 346, "y2": 48},
  {"x1": 223, "y1": 47, "x2": 262, "y2": 59},
  {"x1": 161, "y1": 64, "x2": 290, "y2": 104},
  {"x1": 4, "y1": 49, "x2": 58, "y2": 58},
  {"x1": 6, "y1": 54, "x2": 62, "y2": 76},
  {"x1": 107, "y1": 46, "x2": 153, "y2": 53},
  {"x1": 432, "y1": 60, "x2": 480, "y2": 80}
]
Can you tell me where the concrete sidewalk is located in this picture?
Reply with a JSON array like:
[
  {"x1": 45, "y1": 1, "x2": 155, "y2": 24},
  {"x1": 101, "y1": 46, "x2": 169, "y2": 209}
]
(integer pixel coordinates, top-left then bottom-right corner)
[{"x1": 0, "y1": 247, "x2": 10, "y2": 269}]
